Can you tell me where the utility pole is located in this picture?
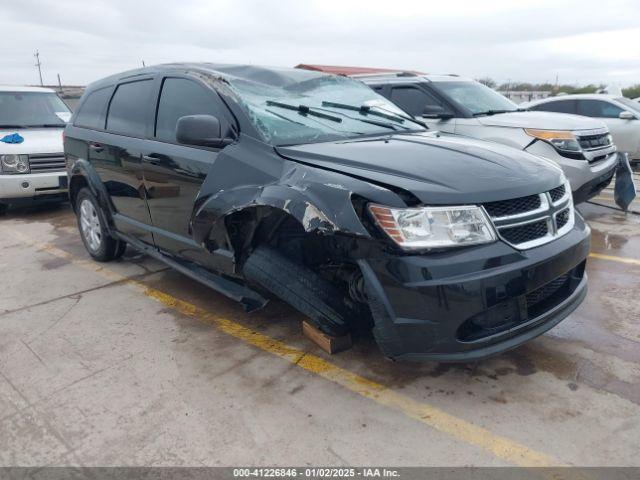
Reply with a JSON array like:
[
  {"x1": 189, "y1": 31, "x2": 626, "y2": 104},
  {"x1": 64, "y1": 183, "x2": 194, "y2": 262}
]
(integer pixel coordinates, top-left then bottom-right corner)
[
  {"x1": 142, "y1": 60, "x2": 146, "y2": 67},
  {"x1": 34, "y1": 50, "x2": 43, "y2": 86}
]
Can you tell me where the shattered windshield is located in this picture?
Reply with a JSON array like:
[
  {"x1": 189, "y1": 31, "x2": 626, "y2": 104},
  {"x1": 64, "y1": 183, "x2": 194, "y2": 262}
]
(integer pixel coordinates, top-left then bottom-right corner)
[{"x1": 226, "y1": 74, "x2": 425, "y2": 145}]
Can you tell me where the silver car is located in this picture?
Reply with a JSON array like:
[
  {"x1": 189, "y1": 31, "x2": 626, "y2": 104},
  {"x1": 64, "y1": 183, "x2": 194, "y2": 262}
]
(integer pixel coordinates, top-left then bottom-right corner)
[
  {"x1": 359, "y1": 73, "x2": 618, "y2": 204},
  {"x1": 524, "y1": 94, "x2": 640, "y2": 164},
  {"x1": 0, "y1": 86, "x2": 70, "y2": 212}
]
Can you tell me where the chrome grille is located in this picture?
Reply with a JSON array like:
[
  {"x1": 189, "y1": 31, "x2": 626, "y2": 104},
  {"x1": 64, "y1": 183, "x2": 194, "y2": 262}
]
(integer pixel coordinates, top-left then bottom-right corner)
[
  {"x1": 549, "y1": 185, "x2": 565, "y2": 203},
  {"x1": 556, "y1": 209, "x2": 570, "y2": 230},
  {"x1": 577, "y1": 133, "x2": 612, "y2": 150},
  {"x1": 500, "y1": 219, "x2": 548, "y2": 245},
  {"x1": 483, "y1": 184, "x2": 573, "y2": 250},
  {"x1": 29, "y1": 153, "x2": 66, "y2": 173},
  {"x1": 483, "y1": 194, "x2": 541, "y2": 218}
]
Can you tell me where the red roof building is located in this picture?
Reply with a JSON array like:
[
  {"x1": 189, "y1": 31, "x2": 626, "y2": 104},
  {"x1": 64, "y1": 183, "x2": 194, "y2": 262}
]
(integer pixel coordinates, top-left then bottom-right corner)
[{"x1": 295, "y1": 64, "x2": 425, "y2": 76}]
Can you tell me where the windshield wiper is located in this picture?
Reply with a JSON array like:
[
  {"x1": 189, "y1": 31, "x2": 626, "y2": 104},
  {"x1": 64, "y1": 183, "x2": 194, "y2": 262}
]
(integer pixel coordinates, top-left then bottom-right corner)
[
  {"x1": 472, "y1": 109, "x2": 517, "y2": 117},
  {"x1": 266, "y1": 101, "x2": 342, "y2": 123},
  {"x1": 346, "y1": 117, "x2": 401, "y2": 131},
  {"x1": 0, "y1": 124, "x2": 29, "y2": 129},
  {"x1": 321, "y1": 101, "x2": 427, "y2": 128},
  {"x1": 312, "y1": 106, "x2": 404, "y2": 131}
]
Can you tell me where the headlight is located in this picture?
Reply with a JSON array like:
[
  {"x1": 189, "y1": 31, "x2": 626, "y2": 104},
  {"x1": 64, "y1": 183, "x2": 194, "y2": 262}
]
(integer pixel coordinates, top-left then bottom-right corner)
[
  {"x1": 0, "y1": 154, "x2": 30, "y2": 174},
  {"x1": 368, "y1": 204, "x2": 496, "y2": 249},
  {"x1": 524, "y1": 129, "x2": 582, "y2": 153}
]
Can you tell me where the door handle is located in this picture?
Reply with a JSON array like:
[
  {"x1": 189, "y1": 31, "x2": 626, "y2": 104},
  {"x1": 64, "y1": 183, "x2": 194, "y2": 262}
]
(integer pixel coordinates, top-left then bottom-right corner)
[
  {"x1": 142, "y1": 155, "x2": 161, "y2": 166},
  {"x1": 89, "y1": 142, "x2": 104, "y2": 153}
]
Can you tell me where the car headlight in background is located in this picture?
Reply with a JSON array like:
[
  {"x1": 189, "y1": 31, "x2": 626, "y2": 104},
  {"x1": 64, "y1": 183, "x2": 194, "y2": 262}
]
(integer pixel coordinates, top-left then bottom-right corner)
[
  {"x1": 368, "y1": 204, "x2": 496, "y2": 249},
  {"x1": 0, "y1": 154, "x2": 30, "y2": 174},
  {"x1": 524, "y1": 129, "x2": 582, "y2": 154}
]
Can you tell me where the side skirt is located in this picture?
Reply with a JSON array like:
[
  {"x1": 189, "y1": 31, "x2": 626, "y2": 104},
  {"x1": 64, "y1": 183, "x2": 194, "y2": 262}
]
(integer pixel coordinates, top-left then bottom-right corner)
[{"x1": 115, "y1": 231, "x2": 268, "y2": 313}]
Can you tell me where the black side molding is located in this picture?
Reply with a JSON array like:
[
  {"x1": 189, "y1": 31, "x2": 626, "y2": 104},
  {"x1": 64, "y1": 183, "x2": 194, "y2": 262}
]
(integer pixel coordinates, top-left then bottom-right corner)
[{"x1": 115, "y1": 231, "x2": 268, "y2": 312}]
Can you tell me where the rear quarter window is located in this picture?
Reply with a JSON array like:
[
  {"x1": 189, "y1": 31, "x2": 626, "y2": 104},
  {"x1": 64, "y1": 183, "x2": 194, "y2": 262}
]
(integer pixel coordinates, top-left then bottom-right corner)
[
  {"x1": 74, "y1": 87, "x2": 112, "y2": 129},
  {"x1": 106, "y1": 80, "x2": 153, "y2": 137}
]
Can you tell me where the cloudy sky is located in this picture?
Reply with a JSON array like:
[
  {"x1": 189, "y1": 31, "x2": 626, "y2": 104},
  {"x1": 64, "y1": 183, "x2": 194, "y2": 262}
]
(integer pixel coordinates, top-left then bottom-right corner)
[{"x1": 3, "y1": 0, "x2": 640, "y2": 87}]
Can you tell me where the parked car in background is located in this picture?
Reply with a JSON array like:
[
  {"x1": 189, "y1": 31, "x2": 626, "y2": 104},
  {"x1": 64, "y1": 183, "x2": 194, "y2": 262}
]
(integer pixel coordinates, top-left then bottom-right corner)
[
  {"x1": 524, "y1": 94, "x2": 640, "y2": 164},
  {"x1": 64, "y1": 63, "x2": 589, "y2": 362},
  {"x1": 336, "y1": 71, "x2": 618, "y2": 204},
  {"x1": 0, "y1": 86, "x2": 70, "y2": 213}
]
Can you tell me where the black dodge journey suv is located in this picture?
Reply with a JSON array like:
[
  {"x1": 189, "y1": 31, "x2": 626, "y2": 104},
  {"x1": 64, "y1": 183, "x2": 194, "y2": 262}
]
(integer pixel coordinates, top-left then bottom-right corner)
[{"x1": 64, "y1": 64, "x2": 590, "y2": 362}]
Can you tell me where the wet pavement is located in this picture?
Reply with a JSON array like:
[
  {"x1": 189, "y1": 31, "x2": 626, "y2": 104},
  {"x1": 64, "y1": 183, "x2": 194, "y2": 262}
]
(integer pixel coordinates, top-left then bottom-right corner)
[{"x1": 0, "y1": 184, "x2": 639, "y2": 466}]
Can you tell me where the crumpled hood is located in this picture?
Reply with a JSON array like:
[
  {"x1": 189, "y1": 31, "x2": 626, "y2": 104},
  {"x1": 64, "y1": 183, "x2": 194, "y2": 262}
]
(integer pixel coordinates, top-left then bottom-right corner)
[
  {"x1": 477, "y1": 111, "x2": 607, "y2": 131},
  {"x1": 0, "y1": 128, "x2": 64, "y2": 155},
  {"x1": 277, "y1": 132, "x2": 564, "y2": 204}
]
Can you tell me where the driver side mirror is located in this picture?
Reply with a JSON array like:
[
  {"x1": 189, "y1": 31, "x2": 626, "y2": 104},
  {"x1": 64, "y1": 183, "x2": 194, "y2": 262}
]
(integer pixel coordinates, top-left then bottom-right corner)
[
  {"x1": 176, "y1": 115, "x2": 235, "y2": 148},
  {"x1": 422, "y1": 105, "x2": 454, "y2": 119},
  {"x1": 619, "y1": 110, "x2": 636, "y2": 120}
]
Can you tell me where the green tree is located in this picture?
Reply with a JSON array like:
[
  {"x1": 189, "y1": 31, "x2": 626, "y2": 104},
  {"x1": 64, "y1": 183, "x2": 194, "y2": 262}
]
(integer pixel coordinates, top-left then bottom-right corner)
[
  {"x1": 476, "y1": 77, "x2": 496, "y2": 88},
  {"x1": 622, "y1": 84, "x2": 640, "y2": 99}
]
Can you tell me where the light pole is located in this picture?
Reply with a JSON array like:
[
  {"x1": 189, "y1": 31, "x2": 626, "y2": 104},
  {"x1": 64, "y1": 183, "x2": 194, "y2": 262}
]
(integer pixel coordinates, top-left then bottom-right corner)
[{"x1": 34, "y1": 50, "x2": 43, "y2": 86}]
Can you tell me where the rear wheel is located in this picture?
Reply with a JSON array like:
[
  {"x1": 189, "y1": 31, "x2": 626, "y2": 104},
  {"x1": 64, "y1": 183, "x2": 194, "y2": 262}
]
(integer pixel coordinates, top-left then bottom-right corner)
[{"x1": 76, "y1": 188, "x2": 125, "y2": 262}]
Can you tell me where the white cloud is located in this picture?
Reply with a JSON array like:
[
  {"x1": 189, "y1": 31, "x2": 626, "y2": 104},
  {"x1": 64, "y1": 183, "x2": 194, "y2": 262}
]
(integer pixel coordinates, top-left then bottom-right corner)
[{"x1": 2, "y1": 0, "x2": 639, "y2": 86}]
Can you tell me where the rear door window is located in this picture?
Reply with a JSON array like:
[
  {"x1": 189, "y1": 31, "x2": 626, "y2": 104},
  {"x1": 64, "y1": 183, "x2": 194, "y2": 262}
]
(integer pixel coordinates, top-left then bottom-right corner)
[
  {"x1": 390, "y1": 86, "x2": 444, "y2": 117},
  {"x1": 74, "y1": 87, "x2": 111, "y2": 129},
  {"x1": 530, "y1": 99, "x2": 577, "y2": 114},
  {"x1": 155, "y1": 78, "x2": 228, "y2": 144},
  {"x1": 106, "y1": 80, "x2": 153, "y2": 137},
  {"x1": 577, "y1": 100, "x2": 623, "y2": 118}
]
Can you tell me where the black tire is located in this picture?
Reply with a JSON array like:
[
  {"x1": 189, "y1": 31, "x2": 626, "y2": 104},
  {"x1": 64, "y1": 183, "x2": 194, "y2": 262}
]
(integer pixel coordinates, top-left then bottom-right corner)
[
  {"x1": 75, "y1": 188, "x2": 125, "y2": 262},
  {"x1": 243, "y1": 246, "x2": 350, "y2": 337}
]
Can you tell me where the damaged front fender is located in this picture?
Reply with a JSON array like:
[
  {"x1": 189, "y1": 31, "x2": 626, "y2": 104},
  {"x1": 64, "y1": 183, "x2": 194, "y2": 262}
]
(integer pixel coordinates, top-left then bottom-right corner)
[{"x1": 190, "y1": 138, "x2": 406, "y2": 258}]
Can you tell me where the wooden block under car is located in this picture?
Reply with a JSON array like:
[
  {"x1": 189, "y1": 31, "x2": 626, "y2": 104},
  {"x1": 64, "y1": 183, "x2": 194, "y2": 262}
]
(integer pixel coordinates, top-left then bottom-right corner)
[{"x1": 302, "y1": 321, "x2": 352, "y2": 354}]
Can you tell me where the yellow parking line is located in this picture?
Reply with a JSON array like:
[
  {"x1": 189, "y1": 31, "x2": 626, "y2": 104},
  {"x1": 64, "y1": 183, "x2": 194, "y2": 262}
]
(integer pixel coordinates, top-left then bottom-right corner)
[
  {"x1": 4, "y1": 227, "x2": 561, "y2": 467},
  {"x1": 146, "y1": 289, "x2": 559, "y2": 467},
  {"x1": 589, "y1": 252, "x2": 640, "y2": 266}
]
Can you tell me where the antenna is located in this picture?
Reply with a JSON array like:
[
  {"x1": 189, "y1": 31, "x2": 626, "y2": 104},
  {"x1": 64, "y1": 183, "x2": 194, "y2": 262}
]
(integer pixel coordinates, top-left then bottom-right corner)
[{"x1": 34, "y1": 50, "x2": 43, "y2": 86}]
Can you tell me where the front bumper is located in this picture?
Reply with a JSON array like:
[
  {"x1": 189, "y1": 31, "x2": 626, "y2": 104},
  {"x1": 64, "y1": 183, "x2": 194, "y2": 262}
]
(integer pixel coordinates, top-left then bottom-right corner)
[
  {"x1": 359, "y1": 215, "x2": 590, "y2": 362},
  {"x1": 524, "y1": 141, "x2": 617, "y2": 203},
  {"x1": 0, "y1": 172, "x2": 68, "y2": 201},
  {"x1": 571, "y1": 163, "x2": 616, "y2": 204}
]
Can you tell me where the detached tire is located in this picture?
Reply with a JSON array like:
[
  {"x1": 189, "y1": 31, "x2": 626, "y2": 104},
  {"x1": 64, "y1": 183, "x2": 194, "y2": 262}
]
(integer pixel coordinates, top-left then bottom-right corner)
[
  {"x1": 76, "y1": 188, "x2": 126, "y2": 262},
  {"x1": 243, "y1": 246, "x2": 350, "y2": 337}
]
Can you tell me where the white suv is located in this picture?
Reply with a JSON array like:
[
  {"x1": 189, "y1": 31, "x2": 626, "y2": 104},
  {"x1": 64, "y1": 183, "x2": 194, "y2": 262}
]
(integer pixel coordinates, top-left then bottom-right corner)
[
  {"x1": 0, "y1": 86, "x2": 71, "y2": 212},
  {"x1": 356, "y1": 73, "x2": 619, "y2": 204},
  {"x1": 524, "y1": 94, "x2": 640, "y2": 164}
]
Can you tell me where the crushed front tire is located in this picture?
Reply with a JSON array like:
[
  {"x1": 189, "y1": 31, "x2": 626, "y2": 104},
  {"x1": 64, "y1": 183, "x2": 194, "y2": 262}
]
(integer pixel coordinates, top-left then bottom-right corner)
[{"x1": 243, "y1": 245, "x2": 351, "y2": 337}]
